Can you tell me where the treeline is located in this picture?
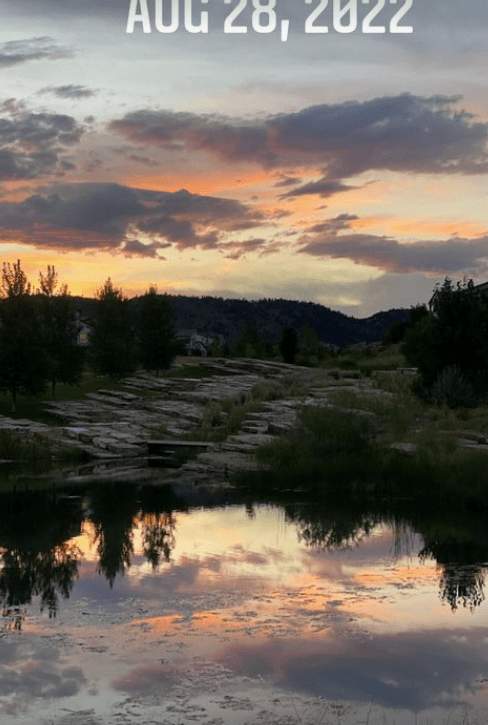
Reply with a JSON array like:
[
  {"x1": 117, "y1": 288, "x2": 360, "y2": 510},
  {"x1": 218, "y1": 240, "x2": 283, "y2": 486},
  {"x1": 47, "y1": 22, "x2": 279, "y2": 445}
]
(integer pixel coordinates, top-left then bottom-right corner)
[
  {"x1": 0, "y1": 261, "x2": 180, "y2": 411},
  {"x1": 226, "y1": 319, "x2": 334, "y2": 365},
  {"x1": 166, "y1": 295, "x2": 410, "y2": 348}
]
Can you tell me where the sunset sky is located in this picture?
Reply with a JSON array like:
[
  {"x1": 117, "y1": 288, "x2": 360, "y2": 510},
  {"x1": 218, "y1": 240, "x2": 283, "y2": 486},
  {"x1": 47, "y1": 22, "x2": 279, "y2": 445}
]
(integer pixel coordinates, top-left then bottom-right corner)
[{"x1": 2, "y1": 0, "x2": 488, "y2": 315}]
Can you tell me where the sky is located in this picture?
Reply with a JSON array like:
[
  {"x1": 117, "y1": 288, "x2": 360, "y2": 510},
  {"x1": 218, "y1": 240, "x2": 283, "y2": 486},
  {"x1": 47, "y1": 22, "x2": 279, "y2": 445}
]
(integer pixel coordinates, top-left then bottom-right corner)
[{"x1": 1, "y1": 0, "x2": 488, "y2": 316}]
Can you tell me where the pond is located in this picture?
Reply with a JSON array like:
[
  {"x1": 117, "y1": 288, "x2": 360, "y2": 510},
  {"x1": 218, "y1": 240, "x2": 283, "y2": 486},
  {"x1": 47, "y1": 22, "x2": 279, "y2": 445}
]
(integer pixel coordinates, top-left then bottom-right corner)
[{"x1": 1, "y1": 477, "x2": 488, "y2": 725}]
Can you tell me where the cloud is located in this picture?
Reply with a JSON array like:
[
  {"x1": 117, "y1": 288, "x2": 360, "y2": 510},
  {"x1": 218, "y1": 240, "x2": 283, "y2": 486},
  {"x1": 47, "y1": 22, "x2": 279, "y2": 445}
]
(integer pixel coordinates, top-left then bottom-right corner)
[
  {"x1": 298, "y1": 216, "x2": 488, "y2": 275},
  {"x1": 281, "y1": 178, "x2": 354, "y2": 199},
  {"x1": 110, "y1": 94, "x2": 488, "y2": 180},
  {"x1": 39, "y1": 85, "x2": 97, "y2": 99},
  {"x1": 0, "y1": 182, "x2": 263, "y2": 255},
  {"x1": 219, "y1": 626, "x2": 488, "y2": 712},
  {"x1": 0, "y1": 37, "x2": 71, "y2": 68},
  {"x1": 0, "y1": 640, "x2": 86, "y2": 709},
  {"x1": 122, "y1": 239, "x2": 168, "y2": 258},
  {"x1": 112, "y1": 664, "x2": 174, "y2": 694},
  {"x1": 0, "y1": 108, "x2": 85, "y2": 180},
  {"x1": 219, "y1": 238, "x2": 268, "y2": 259}
]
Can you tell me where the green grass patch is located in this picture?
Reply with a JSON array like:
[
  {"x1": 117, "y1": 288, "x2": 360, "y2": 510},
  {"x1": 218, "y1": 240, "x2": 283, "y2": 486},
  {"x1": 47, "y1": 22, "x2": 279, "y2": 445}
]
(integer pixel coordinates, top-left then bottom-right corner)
[
  {"x1": 254, "y1": 403, "x2": 488, "y2": 508},
  {"x1": 182, "y1": 373, "x2": 312, "y2": 444},
  {"x1": 0, "y1": 430, "x2": 52, "y2": 461},
  {"x1": 0, "y1": 368, "x2": 159, "y2": 423},
  {"x1": 54, "y1": 445, "x2": 91, "y2": 462},
  {"x1": 163, "y1": 363, "x2": 222, "y2": 379},
  {"x1": 183, "y1": 397, "x2": 265, "y2": 442},
  {"x1": 327, "y1": 378, "x2": 423, "y2": 443},
  {"x1": 324, "y1": 343, "x2": 407, "y2": 376}
]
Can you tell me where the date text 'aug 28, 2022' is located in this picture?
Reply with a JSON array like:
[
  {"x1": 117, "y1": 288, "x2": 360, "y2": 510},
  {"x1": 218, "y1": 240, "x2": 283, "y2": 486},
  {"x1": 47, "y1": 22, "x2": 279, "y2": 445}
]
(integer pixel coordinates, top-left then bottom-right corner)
[{"x1": 126, "y1": 0, "x2": 414, "y2": 40}]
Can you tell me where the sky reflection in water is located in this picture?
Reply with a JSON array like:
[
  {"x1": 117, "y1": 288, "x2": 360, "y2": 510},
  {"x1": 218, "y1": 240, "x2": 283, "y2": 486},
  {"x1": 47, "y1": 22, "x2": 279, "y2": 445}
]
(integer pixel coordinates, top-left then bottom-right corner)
[{"x1": 1, "y1": 490, "x2": 488, "y2": 724}]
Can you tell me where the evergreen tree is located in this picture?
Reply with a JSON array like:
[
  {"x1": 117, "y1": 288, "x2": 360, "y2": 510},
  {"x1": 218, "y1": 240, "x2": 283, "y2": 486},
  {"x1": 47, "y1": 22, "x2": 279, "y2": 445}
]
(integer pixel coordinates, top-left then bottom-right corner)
[
  {"x1": 90, "y1": 278, "x2": 136, "y2": 378},
  {"x1": 299, "y1": 322, "x2": 324, "y2": 365},
  {"x1": 38, "y1": 266, "x2": 84, "y2": 398},
  {"x1": 233, "y1": 320, "x2": 265, "y2": 359},
  {"x1": 0, "y1": 261, "x2": 50, "y2": 412},
  {"x1": 279, "y1": 326, "x2": 298, "y2": 364},
  {"x1": 138, "y1": 286, "x2": 177, "y2": 375}
]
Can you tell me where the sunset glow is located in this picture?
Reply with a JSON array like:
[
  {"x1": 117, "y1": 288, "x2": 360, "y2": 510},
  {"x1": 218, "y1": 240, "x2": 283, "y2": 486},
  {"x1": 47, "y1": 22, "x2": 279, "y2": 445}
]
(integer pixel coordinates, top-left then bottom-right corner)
[{"x1": 2, "y1": 3, "x2": 488, "y2": 315}]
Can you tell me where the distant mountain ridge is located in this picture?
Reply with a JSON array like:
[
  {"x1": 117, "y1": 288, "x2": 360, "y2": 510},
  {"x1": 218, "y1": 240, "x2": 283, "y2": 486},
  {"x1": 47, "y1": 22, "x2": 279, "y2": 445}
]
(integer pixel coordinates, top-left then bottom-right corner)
[{"x1": 72, "y1": 294, "x2": 411, "y2": 349}]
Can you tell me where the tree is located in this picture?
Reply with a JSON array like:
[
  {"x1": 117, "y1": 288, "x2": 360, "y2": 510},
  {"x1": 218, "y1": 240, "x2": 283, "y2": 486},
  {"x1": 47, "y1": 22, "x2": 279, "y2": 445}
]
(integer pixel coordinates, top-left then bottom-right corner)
[
  {"x1": 90, "y1": 278, "x2": 136, "y2": 378},
  {"x1": 232, "y1": 319, "x2": 265, "y2": 359},
  {"x1": 299, "y1": 322, "x2": 327, "y2": 365},
  {"x1": 403, "y1": 278, "x2": 488, "y2": 400},
  {"x1": 138, "y1": 286, "x2": 178, "y2": 375},
  {"x1": 37, "y1": 266, "x2": 84, "y2": 397},
  {"x1": 279, "y1": 326, "x2": 298, "y2": 364},
  {"x1": 0, "y1": 261, "x2": 51, "y2": 412}
]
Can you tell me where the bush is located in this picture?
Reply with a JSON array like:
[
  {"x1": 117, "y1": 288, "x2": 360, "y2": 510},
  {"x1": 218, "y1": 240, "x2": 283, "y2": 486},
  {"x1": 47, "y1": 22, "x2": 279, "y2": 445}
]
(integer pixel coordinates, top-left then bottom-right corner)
[
  {"x1": 403, "y1": 278, "x2": 488, "y2": 396},
  {"x1": 427, "y1": 365, "x2": 479, "y2": 408}
]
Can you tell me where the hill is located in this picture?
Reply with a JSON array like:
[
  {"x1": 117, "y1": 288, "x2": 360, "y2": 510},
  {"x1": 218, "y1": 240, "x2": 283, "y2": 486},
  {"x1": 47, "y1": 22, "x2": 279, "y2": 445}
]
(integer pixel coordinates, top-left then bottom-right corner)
[{"x1": 72, "y1": 294, "x2": 411, "y2": 349}]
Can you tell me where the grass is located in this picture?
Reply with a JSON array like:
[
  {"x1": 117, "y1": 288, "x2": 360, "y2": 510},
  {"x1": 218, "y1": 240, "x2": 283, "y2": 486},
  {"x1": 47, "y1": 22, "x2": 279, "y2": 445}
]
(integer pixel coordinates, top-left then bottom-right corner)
[
  {"x1": 326, "y1": 372, "x2": 424, "y2": 443},
  {"x1": 253, "y1": 383, "x2": 488, "y2": 509},
  {"x1": 0, "y1": 430, "x2": 52, "y2": 461},
  {"x1": 181, "y1": 376, "x2": 310, "y2": 443},
  {"x1": 0, "y1": 368, "x2": 159, "y2": 424},
  {"x1": 322, "y1": 343, "x2": 407, "y2": 376},
  {"x1": 183, "y1": 396, "x2": 265, "y2": 442}
]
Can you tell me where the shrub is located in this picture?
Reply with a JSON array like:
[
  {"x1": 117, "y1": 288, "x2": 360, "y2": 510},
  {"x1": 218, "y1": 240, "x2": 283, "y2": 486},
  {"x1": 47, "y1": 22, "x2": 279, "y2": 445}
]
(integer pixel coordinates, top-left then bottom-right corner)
[{"x1": 424, "y1": 365, "x2": 479, "y2": 408}]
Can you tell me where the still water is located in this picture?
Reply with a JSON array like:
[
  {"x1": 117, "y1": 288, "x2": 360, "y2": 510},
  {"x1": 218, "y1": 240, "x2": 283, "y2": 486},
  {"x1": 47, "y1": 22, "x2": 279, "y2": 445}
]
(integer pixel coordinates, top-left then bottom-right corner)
[{"x1": 1, "y1": 479, "x2": 488, "y2": 725}]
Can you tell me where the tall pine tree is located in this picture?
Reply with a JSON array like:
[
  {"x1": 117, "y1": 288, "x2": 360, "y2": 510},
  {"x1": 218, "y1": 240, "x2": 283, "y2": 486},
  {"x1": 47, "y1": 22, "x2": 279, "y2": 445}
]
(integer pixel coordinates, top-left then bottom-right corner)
[
  {"x1": 38, "y1": 266, "x2": 84, "y2": 398},
  {"x1": 90, "y1": 278, "x2": 136, "y2": 378},
  {"x1": 138, "y1": 287, "x2": 177, "y2": 375},
  {"x1": 0, "y1": 261, "x2": 50, "y2": 412}
]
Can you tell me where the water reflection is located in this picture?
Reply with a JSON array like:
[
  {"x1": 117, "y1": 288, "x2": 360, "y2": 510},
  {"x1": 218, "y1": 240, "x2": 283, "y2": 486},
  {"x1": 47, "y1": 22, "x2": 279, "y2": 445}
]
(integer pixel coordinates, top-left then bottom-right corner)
[
  {"x1": 0, "y1": 490, "x2": 83, "y2": 629},
  {"x1": 90, "y1": 483, "x2": 139, "y2": 586},
  {"x1": 284, "y1": 501, "x2": 381, "y2": 551},
  {"x1": 420, "y1": 530, "x2": 488, "y2": 611},
  {"x1": 0, "y1": 482, "x2": 488, "y2": 621},
  {"x1": 1, "y1": 481, "x2": 488, "y2": 722},
  {"x1": 0, "y1": 483, "x2": 185, "y2": 627}
]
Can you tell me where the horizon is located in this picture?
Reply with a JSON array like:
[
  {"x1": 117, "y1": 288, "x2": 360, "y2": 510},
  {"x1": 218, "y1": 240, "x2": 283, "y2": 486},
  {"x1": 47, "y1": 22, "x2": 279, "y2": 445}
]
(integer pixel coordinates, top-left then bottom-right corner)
[
  {"x1": 2, "y1": 2, "x2": 488, "y2": 316},
  {"x1": 68, "y1": 287, "x2": 411, "y2": 321}
]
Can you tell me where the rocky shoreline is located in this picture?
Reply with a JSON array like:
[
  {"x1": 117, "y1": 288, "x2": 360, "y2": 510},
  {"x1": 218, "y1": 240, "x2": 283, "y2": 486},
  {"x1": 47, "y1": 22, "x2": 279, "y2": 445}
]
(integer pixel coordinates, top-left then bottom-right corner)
[{"x1": 1, "y1": 358, "x2": 487, "y2": 486}]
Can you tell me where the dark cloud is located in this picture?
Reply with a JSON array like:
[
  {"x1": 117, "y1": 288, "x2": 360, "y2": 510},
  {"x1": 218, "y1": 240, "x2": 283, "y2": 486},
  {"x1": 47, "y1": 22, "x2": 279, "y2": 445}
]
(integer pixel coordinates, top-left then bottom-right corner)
[
  {"x1": 0, "y1": 109, "x2": 85, "y2": 180},
  {"x1": 298, "y1": 215, "x2": 488, "y2": 274},
  {"x1": 219, "y1": 626, "x2": 488, "y2": 712},
  {"x1": 220, "y1": 238, "x2": 268, "y2": 259},
  {"x1": 39, "y1": 85, "x2": 96, "y2": 99},
  {"x1": 110, "y1": 95, "x2": 488, "y2": 180},
  {"x1": 274, "y1": 175, "x2": 301, "y2": 188},
  {"x1": 281, "y1": 178, "x2": 354, "y2": 199},
  {"x1": 0, "y1": 37, "x2": 71, "y2": 68},
  {"x1": 306, "y1": 214, "x2": 359, "y2": 234},
  {"x1": 122, "y1": 239, "x2": 168, "y2": 258},
  {"x1": 0, "y1": 98, "x2": 25, "y2": 115},
  {"x1": 0, "y1": 182, "x2": 262, "y2": 255},
  {"x1": 0, "y1": 640, "x2": 86, "y2": 706}
]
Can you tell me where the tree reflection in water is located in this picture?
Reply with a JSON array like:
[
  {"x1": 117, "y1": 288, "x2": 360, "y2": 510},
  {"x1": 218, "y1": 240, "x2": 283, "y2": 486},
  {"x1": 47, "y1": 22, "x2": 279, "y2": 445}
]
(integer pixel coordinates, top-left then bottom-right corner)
[
  {"x1": 420, "y1": 537, "x2": 487, "y2": 611},
  {"x1": 281, "y1": 493, "x2": 488, "y2": 613},
  {"x1": 284, "y1": 501, "x2": 381, "y2": 551},
  {"x1": 90, "y1": 483, "x2": 139, "y2": 587},
  {"x1": 139, "y1": 484, "x2": 181, "y2": 570},
  {"x1": 0, "y1": 490, "x2": 83, "y2": 629},
  {"x1": 1, "y1": 479, "x2": 488, "y2": 623},
  {"x1": 141, "y1": 512, "x2": 176, "y2": 569}
]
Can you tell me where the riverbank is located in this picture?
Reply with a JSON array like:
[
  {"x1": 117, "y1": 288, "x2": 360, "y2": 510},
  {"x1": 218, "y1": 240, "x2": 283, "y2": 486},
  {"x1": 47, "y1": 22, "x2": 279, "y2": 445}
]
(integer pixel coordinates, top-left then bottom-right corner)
[{"x1": 1, "y1": 356, "x2": 488, "y2": 499}]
